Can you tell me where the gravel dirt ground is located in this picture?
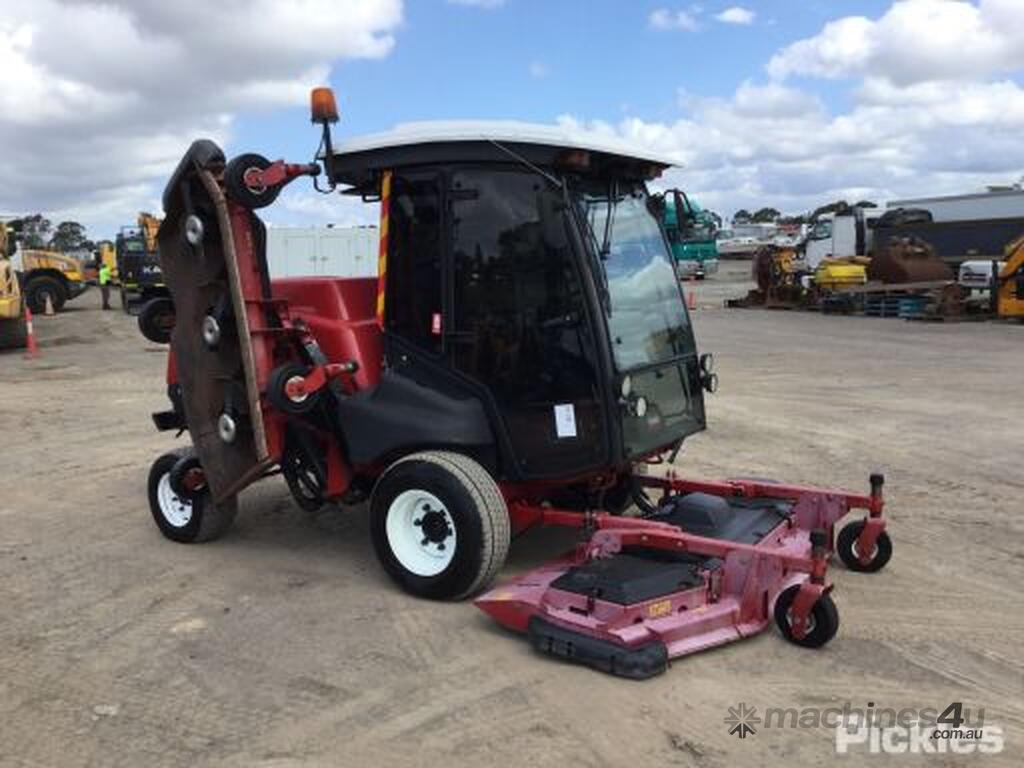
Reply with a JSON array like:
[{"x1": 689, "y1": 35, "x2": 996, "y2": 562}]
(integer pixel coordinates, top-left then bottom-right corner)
[{"x1": 2, "y1": 265, "x2": 1022, "y2": 767}]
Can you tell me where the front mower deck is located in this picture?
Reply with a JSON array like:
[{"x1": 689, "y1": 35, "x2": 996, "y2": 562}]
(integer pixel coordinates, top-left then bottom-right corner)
[{"x1": 477, "y1": 473, "x2": 888, "y2": 678}]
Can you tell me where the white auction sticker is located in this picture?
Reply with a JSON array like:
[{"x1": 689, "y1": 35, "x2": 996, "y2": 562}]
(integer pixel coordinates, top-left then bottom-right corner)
[{"x1": 554, "y1": 403, "x2": 577, "y2": 438}]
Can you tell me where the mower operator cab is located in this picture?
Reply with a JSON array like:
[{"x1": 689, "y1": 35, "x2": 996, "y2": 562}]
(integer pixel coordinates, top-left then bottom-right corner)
[{"x1": 327, "y1": 125, "x2": 715, "y2": 485}]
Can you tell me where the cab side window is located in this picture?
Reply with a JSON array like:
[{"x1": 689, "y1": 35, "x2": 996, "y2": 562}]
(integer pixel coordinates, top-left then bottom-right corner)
[{"x1": 386, "y1": 173, "x2": 443, "y2": 353}]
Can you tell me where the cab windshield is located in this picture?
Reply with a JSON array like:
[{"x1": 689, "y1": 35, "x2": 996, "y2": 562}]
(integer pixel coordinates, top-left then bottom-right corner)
[
  {"x1": 576, "y1": 181, "x2": 693, "y2": 370},
  {"x1": 683, "y1": 219, "x2": 715, "y2": 243}
]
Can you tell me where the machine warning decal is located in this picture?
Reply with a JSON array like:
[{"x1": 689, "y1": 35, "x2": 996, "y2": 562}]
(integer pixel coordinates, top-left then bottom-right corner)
[
  {"x1": 647, "y1": 599, "x2": 672, "y2": 618},
  {"x1": 554, "y1": 403, "x2": 577, "y2": 438}
]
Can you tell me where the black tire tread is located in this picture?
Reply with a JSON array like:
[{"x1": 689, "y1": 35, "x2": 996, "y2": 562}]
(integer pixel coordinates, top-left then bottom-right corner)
[
  {"x1": 0, "y1": 316, "x2": 28, "y2": 350},
  {"x1": 384, "y1": 450, "x2": 510, "y2": 599},
  {"x1": 773, "y1": 585, "x2": 839, "y2": 648},
  {"x1": 836, "y1": 521, "x2": 892, "y2": 573},
  {"x1": 26, "y1": 276, "x2": 66, "y2": 314},
  {"x1": 152, "y1": 447, "x2": 237, "y2": 542}
]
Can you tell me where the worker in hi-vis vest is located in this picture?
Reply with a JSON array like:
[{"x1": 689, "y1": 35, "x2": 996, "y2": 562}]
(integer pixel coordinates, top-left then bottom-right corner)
[{"x1": 98, "y1": 262, "x2": 112, "y2": 310}]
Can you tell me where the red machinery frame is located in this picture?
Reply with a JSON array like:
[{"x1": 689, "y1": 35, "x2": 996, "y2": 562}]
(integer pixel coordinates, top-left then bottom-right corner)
[
  {"x1": 161, "y1": 151, "x2": 891, "y2": 674},
  {"x1": 186, "y1": 159, "x2": 889, "y2": 569}
]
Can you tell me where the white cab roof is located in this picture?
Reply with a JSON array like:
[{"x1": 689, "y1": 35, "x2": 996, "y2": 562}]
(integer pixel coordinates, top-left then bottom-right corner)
[{"x1": 336, "y1": 120, "x2": 680, "y2": 167}]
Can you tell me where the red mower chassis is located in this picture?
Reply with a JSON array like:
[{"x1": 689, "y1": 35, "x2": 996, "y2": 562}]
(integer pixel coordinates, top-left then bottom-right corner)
[{"x1": 151, "y1": 135, "x2": 894, "y2": 680}]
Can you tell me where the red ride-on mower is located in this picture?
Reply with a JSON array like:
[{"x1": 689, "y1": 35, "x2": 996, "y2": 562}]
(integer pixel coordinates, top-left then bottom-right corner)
[{"x1": 146, "y1": 87, "x2": 891, "y2": 677}]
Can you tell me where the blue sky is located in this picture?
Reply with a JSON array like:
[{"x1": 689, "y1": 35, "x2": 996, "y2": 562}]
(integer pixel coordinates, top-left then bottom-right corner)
[
  {"x1": 2, "y1": 0, "x2": 1023, "y2": 237},
  {"x1": 240, "y1": 1, "x2": 893, "y2": 162}
]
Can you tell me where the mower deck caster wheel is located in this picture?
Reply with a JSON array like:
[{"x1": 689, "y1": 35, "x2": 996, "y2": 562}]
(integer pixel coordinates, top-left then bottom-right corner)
[
  {"x1": 774, "y1": 585, "x2": 839, "y2": 648},
  {"x1": 267, "y1": 363, "x2": 322, "y2": 415},
  {"x1": 148, "y1": 448, "x2": 237, "y2": 543},
  {"x1": 371, "y1": 451, "x2": 510, "y2": 600},
  {"x1": 836, "y1": 521, "x2": 892, "y2": 573},
  {"x1": 225, "y1": 153, "x2": 281, "y2": 209}
]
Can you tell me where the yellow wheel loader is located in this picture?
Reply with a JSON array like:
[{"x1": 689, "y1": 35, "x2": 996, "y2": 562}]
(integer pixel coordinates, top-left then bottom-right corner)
[
  {"x1": 1, "y1": 221, "x2": 90, "y2": 313},
  {"x1": 0, "y1": 257, "x2": 27, "y2": 350}
]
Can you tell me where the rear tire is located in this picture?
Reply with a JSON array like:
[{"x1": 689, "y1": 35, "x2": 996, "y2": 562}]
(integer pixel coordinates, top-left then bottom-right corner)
[
  {"x1": 138, "y1": 297, "x2": 175, "y2": 344},
  {"x1": 147, "y1": 448, "x2": 237, "y2": 543},
  {"x1": 0, "y1": 317, "x2": 28, "y2": 350},
  {"x1": 370, "y1": 451, "x2": 510, "y2": 600},
  {"x1": 26, "y1": 276, "x2": 65, "y2": 314}
]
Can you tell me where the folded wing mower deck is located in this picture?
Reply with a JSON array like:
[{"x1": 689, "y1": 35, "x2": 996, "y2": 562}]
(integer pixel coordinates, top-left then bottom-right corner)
[{"x1": 477, "y1": 473, "x2": 889, "y2": 678}]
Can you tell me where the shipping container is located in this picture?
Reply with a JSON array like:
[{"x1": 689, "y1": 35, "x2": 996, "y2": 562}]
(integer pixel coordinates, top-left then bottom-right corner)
[
  {"x1": 886, "y1": 189, "x2": 1024, "y2": 222},
  {"x1": 266, "y1": 226, "x2": 378, "y2": 279}
]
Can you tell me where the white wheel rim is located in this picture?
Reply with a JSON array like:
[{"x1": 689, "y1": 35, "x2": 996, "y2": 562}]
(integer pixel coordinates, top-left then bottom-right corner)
[
  {"x1": 157, "y1": 473, "x2": 193, "y2": 527},
  {"x1": 386, "y1": 490, "x2": 457, "y2": 577}
]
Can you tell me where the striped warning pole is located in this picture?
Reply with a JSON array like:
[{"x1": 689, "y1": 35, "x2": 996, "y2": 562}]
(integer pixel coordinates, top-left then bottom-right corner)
[
  {"x1": 23, "y1": 305, "x2": 39, "y2": 359},
  {"x1": 376, "y1": 170, "x2": 392, "y2": 330}
]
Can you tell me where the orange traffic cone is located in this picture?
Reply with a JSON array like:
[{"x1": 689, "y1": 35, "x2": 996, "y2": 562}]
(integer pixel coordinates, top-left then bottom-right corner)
[
  {"x1": 23, "y1": 306, "x2": 39, "y2": 359},
  {"x1": 44, "y1": 293, "x2": 55, "y2": 316},
  {"x1": 686, "y1": 276, "x2": 697, "y2": 311}
]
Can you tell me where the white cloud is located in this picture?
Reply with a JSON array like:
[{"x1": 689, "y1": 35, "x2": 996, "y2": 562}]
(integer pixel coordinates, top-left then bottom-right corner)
[
  {"x1": 768, "y1": 0, "x2": 1024, "y2": 85},
  {"x1": 0, "y1": 0, "x2": 402, "y2": 234},
  {"x1": 557, "y1": 70, "x2": 1024, "y2": 218},
  {"x1": 529, "y1": 61, "x2": 549, "y2": 79},
  {"x1": 649, "y1": 8, "x2": 699, "y2": 31},
  {"x1": 716, "y1": 6, "x2": 755, "y2": 25}
]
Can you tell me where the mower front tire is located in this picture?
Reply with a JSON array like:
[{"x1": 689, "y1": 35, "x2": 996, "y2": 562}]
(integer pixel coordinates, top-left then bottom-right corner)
[
  {"x1": 836, "y1": 521, "x2": 892, "y2": 573},
  {"x1": 147, "y1": 448, "x2": 237, "y2": 543},
  {"x1": 370, "y1": 451, "x2": 510, "y2": 601},
  {"x1": 774, "y1": 585, "x2": 839, "y2": 648}
]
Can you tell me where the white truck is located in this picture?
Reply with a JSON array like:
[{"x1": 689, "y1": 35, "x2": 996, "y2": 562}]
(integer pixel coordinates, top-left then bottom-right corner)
[{"x1": 803, "y1": 207, "x2": 884, "y2": 268}]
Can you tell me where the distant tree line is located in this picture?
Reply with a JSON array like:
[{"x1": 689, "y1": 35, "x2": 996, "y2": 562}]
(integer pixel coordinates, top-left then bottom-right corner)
[
  {"x1": 4, "y1": 214, "x2": 95, "y2": 253},
  {"x1": 732, "y1": 200, "x2": 878, "y2": 225}
]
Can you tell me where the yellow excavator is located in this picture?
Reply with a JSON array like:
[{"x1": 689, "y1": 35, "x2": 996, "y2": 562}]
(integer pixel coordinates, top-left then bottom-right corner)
[
  {"x1": 996, "y1": 235, "x2": 1024, "y2": 319},
  {"x1": 116, "y1": 212, "x2": 166, "y2": 311}
]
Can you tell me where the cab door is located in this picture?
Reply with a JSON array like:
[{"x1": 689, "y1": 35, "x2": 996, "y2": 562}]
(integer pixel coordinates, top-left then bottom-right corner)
[{"x1": 447, "y1": 168, "x2": 610, "y2": 478}]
